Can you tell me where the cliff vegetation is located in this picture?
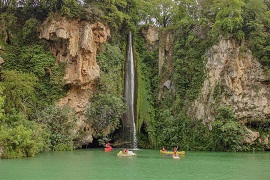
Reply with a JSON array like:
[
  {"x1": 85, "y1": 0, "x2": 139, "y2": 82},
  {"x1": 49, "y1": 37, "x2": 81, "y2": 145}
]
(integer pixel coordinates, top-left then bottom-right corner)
[{"x1": 0, "y1": 0, "x2": 269, "y2": 158}]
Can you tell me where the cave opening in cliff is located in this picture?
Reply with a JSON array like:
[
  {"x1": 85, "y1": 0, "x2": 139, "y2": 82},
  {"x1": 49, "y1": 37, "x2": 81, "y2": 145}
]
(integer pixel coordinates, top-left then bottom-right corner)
[
  {"x1": 246, "y1": 118, "x2": 270, "y2": 140},
  {"x1": 108, "y1": 121, "x2": 125, "y2": 148},
  {"x1": 85, "y1": 138, "x2": 102, "y2": 148},
  {"x1": 138, "y1": 122, "x2": 150, "y2": 148}
]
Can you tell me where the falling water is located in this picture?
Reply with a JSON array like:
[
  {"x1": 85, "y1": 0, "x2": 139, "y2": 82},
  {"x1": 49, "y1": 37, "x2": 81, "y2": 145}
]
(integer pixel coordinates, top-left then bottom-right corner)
[{"x1": 123, "y1": 31, "x2": 137, "y2": 149}]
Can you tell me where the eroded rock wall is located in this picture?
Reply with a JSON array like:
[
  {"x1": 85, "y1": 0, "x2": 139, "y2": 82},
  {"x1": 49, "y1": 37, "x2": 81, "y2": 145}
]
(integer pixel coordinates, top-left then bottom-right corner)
[
  {"x1": 141, "y1": 26, "x2": 174, "y2": 100},
  {"x1": 192, "y1": 39, "x2": 270, "y2": 123},
  {"x1": 191, "y1": 39, "x2": 270, "y2": 143},
  {"x1": 39, "y1": 16, "x2": 110, "y2": 145}
]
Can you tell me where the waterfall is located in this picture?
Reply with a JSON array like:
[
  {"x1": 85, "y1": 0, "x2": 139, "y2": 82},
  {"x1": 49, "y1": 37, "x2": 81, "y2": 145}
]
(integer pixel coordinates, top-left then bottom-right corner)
[{"x1": 123, "y1": 31, "x2": 138, "y2": 148}]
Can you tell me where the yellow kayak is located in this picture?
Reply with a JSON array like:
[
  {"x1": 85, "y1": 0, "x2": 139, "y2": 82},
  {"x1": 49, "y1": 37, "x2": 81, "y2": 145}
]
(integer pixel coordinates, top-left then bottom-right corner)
[
  {"x1": 117, "y1": 151, "x2": 136, "y2": 157},
  {"x1": 160, "y1": 150, "x2": 185, "y2": 155}
]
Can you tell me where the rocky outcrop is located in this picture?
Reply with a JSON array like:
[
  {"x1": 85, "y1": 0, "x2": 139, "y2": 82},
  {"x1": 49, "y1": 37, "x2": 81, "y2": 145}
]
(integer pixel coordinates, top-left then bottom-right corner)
[
  {"x1": 141, "y1": 26, "x2": 174, "y2": 100},
  {"x1": 157, "y1": 31, "x2": 174, "y2": 100},
  {"x1": 158, "y1": 31, "x2": 174, "y2": 77},
  {"x1": 192, "y1": 39, "x2": 270, "y2": 123},
  {"x1": 141, "y1": 26, "x2": 159, "y2": 47},
  {"x1": 244, "y1": 128, "x2": 260, "y2": 144},
  {"x1": 191, "y1": 39, "x2": 270, "y2": 143},
  {"x1": 39, "y1": 16, "x2": 110, "y2": 145}
]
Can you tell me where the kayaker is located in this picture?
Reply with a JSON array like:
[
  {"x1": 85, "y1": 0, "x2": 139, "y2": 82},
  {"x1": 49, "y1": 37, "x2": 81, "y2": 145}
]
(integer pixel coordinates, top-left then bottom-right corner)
[
  {"x1": 173, "y1": 146, "x2": 178, "y2": 156},
  {"x1": 123, "y1": 148, "x2": 128, "y2": 154},
  {"x1": 105, "y1": 142, "x2": 111, "y2": 148},
  {"x1": 161, "y1": 147, "x2": 167, "y2": 152}
]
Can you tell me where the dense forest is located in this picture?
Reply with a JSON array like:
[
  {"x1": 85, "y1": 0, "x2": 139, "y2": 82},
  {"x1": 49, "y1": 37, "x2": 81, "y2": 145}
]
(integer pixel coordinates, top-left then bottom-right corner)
[{"x1": 0, "y1": 0, "x2": 269, "y2": 158}]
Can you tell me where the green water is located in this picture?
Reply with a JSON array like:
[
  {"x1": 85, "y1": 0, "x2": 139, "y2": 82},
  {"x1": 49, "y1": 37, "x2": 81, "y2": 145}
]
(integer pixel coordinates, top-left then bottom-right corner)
[{"x1": 0, "y1": 149, "x2": 269, "y2": 180}]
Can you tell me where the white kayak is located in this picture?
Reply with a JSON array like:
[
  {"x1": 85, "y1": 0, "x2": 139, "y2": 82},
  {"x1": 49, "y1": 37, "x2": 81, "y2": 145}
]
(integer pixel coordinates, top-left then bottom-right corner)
[
  {"x1": 117, "y1": 150, "x2": 136, "y2": 157},
  {"x1": 173, "y1": 155, "x2": 180, "y2": 159}
]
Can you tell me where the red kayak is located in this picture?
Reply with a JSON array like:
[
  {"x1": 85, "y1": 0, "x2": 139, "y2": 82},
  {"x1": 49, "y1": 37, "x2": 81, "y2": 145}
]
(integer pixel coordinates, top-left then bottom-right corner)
[{"x1": 104, "y1": 147, "x2": 114, "y2": 152}]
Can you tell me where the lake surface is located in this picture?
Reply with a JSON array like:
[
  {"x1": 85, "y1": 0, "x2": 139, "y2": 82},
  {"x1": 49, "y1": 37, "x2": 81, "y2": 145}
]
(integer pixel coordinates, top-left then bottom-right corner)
[{"x1": 0, "y1": 149, "x2": 269, "y2": 180}]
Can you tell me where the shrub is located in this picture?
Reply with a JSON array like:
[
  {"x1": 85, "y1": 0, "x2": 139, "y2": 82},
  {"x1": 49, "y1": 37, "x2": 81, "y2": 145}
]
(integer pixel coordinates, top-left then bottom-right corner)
[
  {"x1": 85, "y1": 94, "x2": 126, "y2": 138},
  {"x1": 35, "y1": 105, "x2": 77, "y2": 151},
  {"x1": 0, "y1": 113, "x2": 47, "y2": 159}
]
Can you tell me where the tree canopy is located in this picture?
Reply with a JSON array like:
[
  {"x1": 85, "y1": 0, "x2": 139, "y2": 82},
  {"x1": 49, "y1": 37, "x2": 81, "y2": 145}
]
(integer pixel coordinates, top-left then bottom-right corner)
[{"x1": 0, "y1": 0, "x2": 269, "y2": 157}]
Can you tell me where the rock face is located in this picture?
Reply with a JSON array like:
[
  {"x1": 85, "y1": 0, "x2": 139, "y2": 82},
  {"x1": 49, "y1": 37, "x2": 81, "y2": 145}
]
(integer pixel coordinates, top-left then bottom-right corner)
[
  {"x1": 141, "y1": 26, "x2": 174, "y2": 100},
  {"x1": 39, "y1": 16, "x2": 110, "y2": 144},
  {"x1": 141, "y1": 25, "x2": 159, "y2": 46},
  {"x1": 192, "y1": 39, "x2": 270, "y2": 123},
  {"x1": 191, "y1": 39, "x2": 270, "y2": 143},
  {"x1": 158, "y1": 31, "x2": 174, "y2": 100}
]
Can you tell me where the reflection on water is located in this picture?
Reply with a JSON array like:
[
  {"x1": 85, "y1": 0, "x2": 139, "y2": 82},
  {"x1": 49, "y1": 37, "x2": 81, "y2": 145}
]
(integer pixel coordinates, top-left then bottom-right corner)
[{"x1": 0, "y1": 149, "x2": 269, "y2": 180}]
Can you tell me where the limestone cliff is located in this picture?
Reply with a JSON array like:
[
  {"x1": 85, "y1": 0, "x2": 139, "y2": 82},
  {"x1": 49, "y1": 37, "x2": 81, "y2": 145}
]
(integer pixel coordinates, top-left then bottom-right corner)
[
  {"x1": 142, "y1": 25, "x2": 269, "y2": 146},
  {"x1": 191, "y1": 39, "x2": 270, "y2": 143},
  {"x1": 141, "y1": 26, "x2": 174, "y2": 100},
  {"x1": 39, "y1": 16, "x2": 110, "y2": 144}
]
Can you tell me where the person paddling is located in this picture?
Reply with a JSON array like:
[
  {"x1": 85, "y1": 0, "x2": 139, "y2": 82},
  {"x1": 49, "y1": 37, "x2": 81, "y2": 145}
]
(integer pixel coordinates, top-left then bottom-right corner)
[
  {"x1": 105, "y1": 142, "x2": 111, "y2": 149},
  {"x1": 123, "y1": 148, "x2": 128, "y2": 154},
  {"x1": 173, "y1": 146, "x2": 178, "y2": 157},
  {"x1": 162, "y1": 147, "x2": 167, "y2": 152}
]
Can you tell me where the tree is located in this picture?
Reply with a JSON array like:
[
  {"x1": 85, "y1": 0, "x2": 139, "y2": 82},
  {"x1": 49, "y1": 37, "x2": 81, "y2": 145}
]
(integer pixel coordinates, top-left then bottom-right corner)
[
  {"x1": 137, "y1": 0, "x2": 176, "y2": 27},
  {"x1": 86, "y1": 94, "x2": 126, "y2": 138},
  {"x1": 3, "y1": 43, "x2": 66, "y2": 109},
  {"x1": 242, "y1": 0, "x2": 267, "y2": 37},
  {"x1": 0, "y1": 112, "x2": 48, "y2": 159},
  {"x1": 84, "y1": 0, "x2": 130, "y2": 30},
  {"x1": 60, "y1": 0, "x2": 83, "y2": 18},
  {"x1": 0, "y1": 0, "x2": 17, "y2": 12},
  {"x1": 210, "y1": 106, "x2": 248, "y2": 151},
  {"x1": 35, "y1": 105, "x2": 77, "y2": 151},
  {"x1": 242, "y1": 0, "x2": 270, "y2": 66},
  {"x1": 97, "y1": 43, "x2": 124, "y2": 96},
  {"x1": 21, "y1": 18, "x2": 39, "y2": 44},
  {"x1": 211, "y1": 0, "x2": 245, "y2": 38},
  {"x1": 1, "y1": 70, "x2": 38, "y2": 116},
  {"x1": 0, "y1": 12, "x2": 17, "y2": 44}
]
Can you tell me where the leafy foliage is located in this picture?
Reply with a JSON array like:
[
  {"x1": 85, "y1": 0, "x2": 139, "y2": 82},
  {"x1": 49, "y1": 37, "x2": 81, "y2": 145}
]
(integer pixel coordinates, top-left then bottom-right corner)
[
  {"x1": 0, "y1": 12, "x2": 17, "y2": 32},
  {"x1": 155, "y1": 109, "x2": 209, "y2": 150},
  {"x1": 84, "y1": 0, "x2": 132, "y2": 30},
  {"x1": 85, "y1": 94, "x2": 126, "y2": 138},
  {"x1": 3, "y1": 43, "x2": 66, "y2": 115},
  {"x1": 35, "y1": 105, "x2": 77, "y2": 151},
  {"x1": 136, "y1": 0, "x2": 176, "y2": 27},
  {"x1": 0, "y1": 85, "x2": 5, "y2": 120},
  {"x1": 3, "y1": 44, "x2": 55, "y2": 78},
  {"x1": 60, "y1": 0, "x2": 83, "y2": 18},
  {"x1": 96, "y1": 43, "x2": 124, "y2": 96},
  {"x1": 1, "y1": 0, "x2": 269, "y2": 154},
  {"x1": 242, "y1": 0, "x2": 270, "y2": 66},
  {"x1": 135, "y1": 34, "x2": 157, "y2": 147},
  {"x1": 92, "y1": 42, "x2": 127, "y2": 143},
  {"x1": 0, "y1": 70, "x2": 38, "y2": 116},
  {"x1": 172, "y1": 19, "x2": 212, "y2": 106},
  {"x1": 208, "y1": 106, "x2": 249, "y2": 151},
  {"x1": 0, "y1": 113, "x2": 48, "y2": 158},
  {"x1": 21, "y1": 18, "x2": 39, "y2": 44},
  {"x1": 211, "y1": 0, "x2": 244, "y2": 38}
]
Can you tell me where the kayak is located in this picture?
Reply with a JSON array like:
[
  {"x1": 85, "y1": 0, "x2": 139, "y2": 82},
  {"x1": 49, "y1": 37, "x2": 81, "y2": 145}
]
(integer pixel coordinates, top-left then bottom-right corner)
[
  {"x1": 160, "y1": 150, "x2": 185, "y2": 155},
  {"x1": 117, "y1": 151, "x2": 136, "y2": 157},
  {"x1": 104, "y1": 147, "x2": 114, "y2": 152}
]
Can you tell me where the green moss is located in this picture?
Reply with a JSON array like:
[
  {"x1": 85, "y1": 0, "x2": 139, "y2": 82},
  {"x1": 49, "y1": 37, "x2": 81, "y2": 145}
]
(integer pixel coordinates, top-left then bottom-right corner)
[{"x1": 134, "y1": 32, "x2": 157, "y2": 148}]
